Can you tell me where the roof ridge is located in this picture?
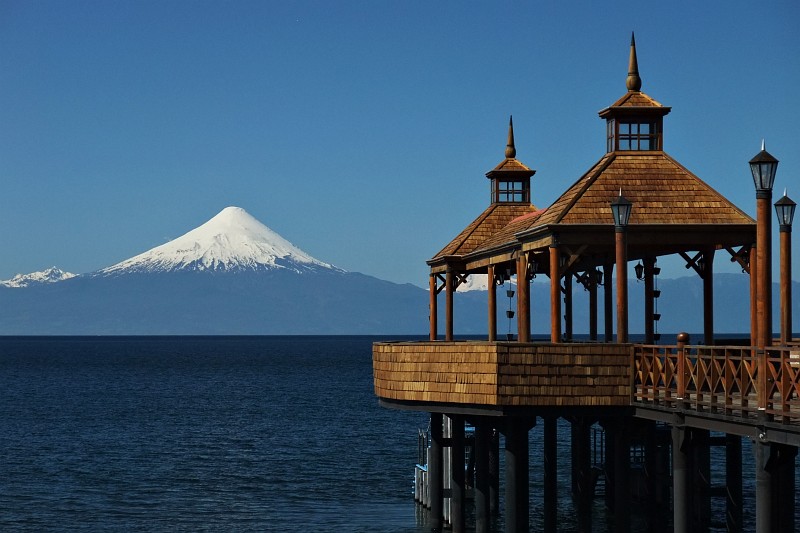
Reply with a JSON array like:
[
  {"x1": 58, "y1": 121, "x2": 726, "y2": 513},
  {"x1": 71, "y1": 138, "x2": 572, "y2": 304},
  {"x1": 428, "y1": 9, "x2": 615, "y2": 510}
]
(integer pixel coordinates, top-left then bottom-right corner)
[{"x1": 552, "y1": 153, "x2": 617, "y2": 224}]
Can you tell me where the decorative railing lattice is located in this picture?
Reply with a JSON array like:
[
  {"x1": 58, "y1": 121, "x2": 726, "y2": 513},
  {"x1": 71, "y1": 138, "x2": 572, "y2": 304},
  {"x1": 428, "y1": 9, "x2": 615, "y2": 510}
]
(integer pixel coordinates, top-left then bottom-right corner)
[{"x1": 633, "y1": 343, "x2": 800, "y2": 424}]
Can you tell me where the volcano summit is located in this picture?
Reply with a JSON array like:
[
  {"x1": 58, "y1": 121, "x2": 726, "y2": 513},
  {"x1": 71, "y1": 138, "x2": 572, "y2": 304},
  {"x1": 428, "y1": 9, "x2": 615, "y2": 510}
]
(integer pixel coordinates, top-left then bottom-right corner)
[{"x1": 0, "y1": 207, "x2": 427, "y2": 335}]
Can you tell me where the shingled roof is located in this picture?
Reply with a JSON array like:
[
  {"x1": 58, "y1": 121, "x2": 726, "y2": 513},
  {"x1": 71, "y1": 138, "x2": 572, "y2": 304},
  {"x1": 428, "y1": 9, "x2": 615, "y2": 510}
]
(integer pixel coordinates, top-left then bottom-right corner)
[
  {"x1": 428, "y1": 33, "x2": 755, "y2": 275},
  {"x1": 467, "y1": 151, "x2": 755, "y2": 258}
]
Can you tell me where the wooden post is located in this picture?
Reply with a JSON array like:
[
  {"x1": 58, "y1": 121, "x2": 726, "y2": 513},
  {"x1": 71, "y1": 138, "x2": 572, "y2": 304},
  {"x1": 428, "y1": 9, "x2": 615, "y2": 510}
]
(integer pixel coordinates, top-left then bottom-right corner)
[
  {"x1": 703, "y1": 248, "x2": 715, "y2": 346},
  {"x1": 543, "y1": 417, "x2": 558, "y2": 532},
  {"x1": 589, "y1": 270, "x2": 598, "y2": 341},
  {"x1": 677, "y1": 333, "x2": 689, "y2": 401},
  {"x1": 615, "y1": 228, "x2": 628, "y2": 343},
  {"x1": 504, "y1": 422, "x2": 530, "y2": 533},
  {"x1": 429, "y1": 275, "x2": 438, "y2": 341},
  {"x1": 755, "y1": 436, "x2": 773, "y2": 533},
  {"x1": 613, "y1": 422, "x2": 630, "y2": 533},
  {"x1": 644, "y1": 257, "x2": 655, "y2": 344},
  {"x1": 726, "y1": 435, "x2": 743, "y2": 533},
  {"x1": 490, "y1": 429, "x2": 500, "y2": 515},
  {"x1": 604, "y1": 263, "x2": 614, "y2": 342},
  {"x1": 564, "y1": 274, "x2": 573, "y2": 341},
  {"x1": 750, "y1": 244, "x2": 758, "y2": 346},
  {"x1": 690, "y1": 429, "x2": 711, "y2": 532},
  {"x1": 445, "y1": 269, "x2": 454, "y2": 341},
  {"x1": 779, "y1": 226, "x2": 792, "y2": 344},
  {"x1": 517, "y1": 255, "x2": 530, "y2": 342},
  {"x1": 450, "y1": 415, "x2": 465, "y2": 533},
  {"x1": 430, "y1": 413, "x2": 444, "y2": 532},
  {"x1": 756, "y1": 193, "x2": 772, "y2": 347},
  {"x1": 672, "y1": 424, "x2": 689, "y2": 533},
  {"x1": 550, "y1": 245, "x2": 561, "y2": 343},
  {"x1": 474, "y1": 423, "x2": 491, "y2": 533},
  {"x1": 488, "y1": 265, "x2": 497, "y2": 342}
]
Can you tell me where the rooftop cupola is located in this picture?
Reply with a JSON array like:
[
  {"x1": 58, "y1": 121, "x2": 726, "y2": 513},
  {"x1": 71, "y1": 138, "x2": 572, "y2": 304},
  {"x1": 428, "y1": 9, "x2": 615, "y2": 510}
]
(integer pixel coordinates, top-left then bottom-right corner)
[
  {"x1": 485, "y1": 116, "x2": 536, "y2": 204},
  {"x1": 599, "y1": 33, "x2": 671, "y2": 153}
]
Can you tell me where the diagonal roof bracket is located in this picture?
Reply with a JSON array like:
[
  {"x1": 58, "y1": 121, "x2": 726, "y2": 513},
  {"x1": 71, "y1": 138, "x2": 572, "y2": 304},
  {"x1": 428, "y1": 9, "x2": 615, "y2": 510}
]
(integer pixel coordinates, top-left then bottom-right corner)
[{"x1": 726, "y1": 245, "x2": 751, "y2": 275}]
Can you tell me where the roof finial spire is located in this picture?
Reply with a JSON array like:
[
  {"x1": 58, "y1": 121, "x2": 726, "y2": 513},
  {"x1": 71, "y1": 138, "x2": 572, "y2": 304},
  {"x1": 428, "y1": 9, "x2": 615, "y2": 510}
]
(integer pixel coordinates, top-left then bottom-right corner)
[
  {"x1": 626, "y1": 32, "x2": 642, "y2": 92},
  {"x1": 505, "y1": 115, "x2": 516, "y2": 159}
]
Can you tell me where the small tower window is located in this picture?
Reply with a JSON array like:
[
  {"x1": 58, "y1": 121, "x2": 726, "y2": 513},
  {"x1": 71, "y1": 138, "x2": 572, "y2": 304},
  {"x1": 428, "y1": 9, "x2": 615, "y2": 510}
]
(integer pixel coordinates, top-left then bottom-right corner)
[
  {"x1": 493, "y1": 180, "x2": 529, "y2": 203},
  {"x1": 607, "y1": 119, "x2": 662, "y2": 152}
]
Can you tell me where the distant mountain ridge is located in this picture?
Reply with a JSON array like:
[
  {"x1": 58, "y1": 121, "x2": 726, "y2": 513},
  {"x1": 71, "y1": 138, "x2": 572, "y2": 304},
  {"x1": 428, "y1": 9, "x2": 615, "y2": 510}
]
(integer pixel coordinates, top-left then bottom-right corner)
[
  {"x1": 0, "y1": 207, "x2": 795, "y2": 335},
  {"x1": 0, "y1": 267, "x2": 76, "y2": 288},
  {"x1": 0, "y1": 207, "x2": 427, "y2": 335}
]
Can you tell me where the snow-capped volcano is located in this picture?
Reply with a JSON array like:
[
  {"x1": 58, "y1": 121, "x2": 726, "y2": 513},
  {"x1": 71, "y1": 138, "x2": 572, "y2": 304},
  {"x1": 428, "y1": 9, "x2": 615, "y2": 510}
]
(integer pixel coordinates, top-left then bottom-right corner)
[
  {"x1": 98, "y1": 206, "x2": 342, "y2": 275},
  {"x1": 0, "y1": 266, "x2": 76, "y2": 288}
]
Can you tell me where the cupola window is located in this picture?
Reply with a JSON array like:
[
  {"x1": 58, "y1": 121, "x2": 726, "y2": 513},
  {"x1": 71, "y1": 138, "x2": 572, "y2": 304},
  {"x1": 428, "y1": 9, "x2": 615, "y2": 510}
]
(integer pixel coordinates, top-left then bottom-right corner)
[
  {"x1": 493, "y1": 179, "x2": 529, "y2": 203},
  {"x1": 607, "y1": 119, "x2": 662, "y2": 152}
]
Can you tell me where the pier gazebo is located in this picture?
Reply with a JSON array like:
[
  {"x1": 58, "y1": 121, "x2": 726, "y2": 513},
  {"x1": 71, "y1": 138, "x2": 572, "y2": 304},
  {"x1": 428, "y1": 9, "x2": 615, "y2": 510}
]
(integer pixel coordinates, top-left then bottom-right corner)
[{"x1": 374, "y1": 34, "x2": 798, "y2": 533}]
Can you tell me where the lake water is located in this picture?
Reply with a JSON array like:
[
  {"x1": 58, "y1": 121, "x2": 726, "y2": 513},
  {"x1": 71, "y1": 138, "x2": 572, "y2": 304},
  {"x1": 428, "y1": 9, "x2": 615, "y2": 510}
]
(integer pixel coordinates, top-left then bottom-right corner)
[{"x1": 0, "y1": 336, "x2": 791, "y2": 531}]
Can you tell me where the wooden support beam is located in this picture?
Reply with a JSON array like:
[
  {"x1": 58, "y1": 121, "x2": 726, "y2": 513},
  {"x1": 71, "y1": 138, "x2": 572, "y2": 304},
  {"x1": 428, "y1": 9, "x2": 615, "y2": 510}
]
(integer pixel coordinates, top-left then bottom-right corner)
[
  {"x1": 487, "y1": 265, "x2": 497, "y2": 342},
  {"x1": 474, "y1": 423, "x2": 491, "y2": 533},
  {"x1": 703, "y1": 249, "x2": 715, "y2": 346},
  {"x1": 429, "y1": 275, "x2": 438, "y2": 341},
  {"x1": 430, "y1": 413, "x2": 444, "y2": 532},
  {"x1": 450, "y1": 415, "x2": 465, "y2": 533},
  {"x1": 550, "y1": 245, "x2": 562, "y2": 343}
]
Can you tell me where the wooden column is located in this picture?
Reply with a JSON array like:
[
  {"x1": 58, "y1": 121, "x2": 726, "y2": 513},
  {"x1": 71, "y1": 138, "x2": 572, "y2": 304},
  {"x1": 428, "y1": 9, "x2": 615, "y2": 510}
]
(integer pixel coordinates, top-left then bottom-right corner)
[
  {"x1": 703, "y1": 248, "x2": 715, "y2": 346},
  {"x1": 474, "y1": 423, "x2": 491, "y2": 533},
  {"x1": 589, "y1": 271, "x2": 598, "y2": 341},
  {"x1": 779, "y1": 226, "x2": 792, "y2": 344},
  {"x1": 488, "y1": 265, "x2": 497, "y2": 342},
  {"x1": 490, "y1": 429, "x2": 500, "y2": 515},
  {"x1": 504, "y1": 421, "x2": 530, "y2": 533},
  {"x1": 543, "y1": 417, "x2": 558, "y2": 532},
  {"x1": 750, "y1": 244, "x2": 758, "y2": 346},
  {"x1": 450, "y1": 416, "x2": 465, "y2": 533},
  {"x1": 429, "y1": 413, "x2": 444, "y2": 531},
  {"x1": 756, "y1": 193, "x2": 772, "y2": 347},
  {"x1": 445, "y1": 269, "x2": 454, "y2": 341},
  {"x1": 604, "y1": 263, "x2": 614, "y2": 342},
  {"x1": 755, "y1": 437, "x2": 773, "y2": 533},
  {"x1": 726, "y1": 435, "x2": 743, "y2": 533},
  {"x1": 429, "y1": 275, "x2": 438, "y2": 341},
  {"x1": 564, "y1": 274, "x2": 573, "y2": 341},
  {"x1": 644, "y1": 257, "x2": 655, "y2": 344},
  {"x1": 550, "y1": 245, "x2": 561, "y2": 343},
  {"x1": 690, "y1": 428, "x2": 711, "y2": 532},
  {"x1": 613, "y1": 422, "x2": 630, "y2": 533},
  {"x1": 672, "y1": 424, "x2": 689, "y2": 533},
  {"x1": 615, "y1": 229, "x2": 629, "y2": 343},
  {"x1": 517, "y1": 255, "x2": 530, "y2": 342}
]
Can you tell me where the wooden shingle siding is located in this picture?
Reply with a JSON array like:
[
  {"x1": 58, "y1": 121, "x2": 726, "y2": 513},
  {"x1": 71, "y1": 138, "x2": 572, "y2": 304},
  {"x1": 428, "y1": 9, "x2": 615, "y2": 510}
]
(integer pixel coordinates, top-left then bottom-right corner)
[{"x1": 373, "y1": 341, "x2": 632, "y2": 407}]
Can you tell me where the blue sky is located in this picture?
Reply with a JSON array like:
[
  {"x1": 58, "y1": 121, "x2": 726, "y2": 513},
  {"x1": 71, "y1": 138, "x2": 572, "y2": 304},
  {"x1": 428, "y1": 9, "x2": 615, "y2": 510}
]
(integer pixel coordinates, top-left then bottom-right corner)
[{"x1": 1, "y1": 1, "x2": 798, "y2": 286}]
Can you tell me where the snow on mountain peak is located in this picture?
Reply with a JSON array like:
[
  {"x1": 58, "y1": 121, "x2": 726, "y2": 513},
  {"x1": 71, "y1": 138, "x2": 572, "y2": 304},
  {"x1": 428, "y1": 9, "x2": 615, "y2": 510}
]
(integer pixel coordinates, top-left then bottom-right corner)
[
  {"x1": 1, "y1": 266, "x2": 76, "y2": 288},
  {"x1": 98, "y1": 206, "x2": 343, "y2": 275}
]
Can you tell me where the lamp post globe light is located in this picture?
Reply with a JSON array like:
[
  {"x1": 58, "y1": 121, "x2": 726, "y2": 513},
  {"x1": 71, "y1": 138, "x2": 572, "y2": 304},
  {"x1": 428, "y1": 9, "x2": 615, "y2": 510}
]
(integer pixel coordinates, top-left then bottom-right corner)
[
  {"x1": 611, "y1": 190, "x2": 633, "y2": 228},
  {"x1": 776, "y1": 192, "x2": 796, "y2": 344},
  {"x1": 750, "y1": 142, "x2": 779, "y2": 196},
  {"x1": 750, "y1": 143, "x2": 779, "y2": 347},
  {"x1": 611, "y1": 191, "x2": 632, "y2": 343}
]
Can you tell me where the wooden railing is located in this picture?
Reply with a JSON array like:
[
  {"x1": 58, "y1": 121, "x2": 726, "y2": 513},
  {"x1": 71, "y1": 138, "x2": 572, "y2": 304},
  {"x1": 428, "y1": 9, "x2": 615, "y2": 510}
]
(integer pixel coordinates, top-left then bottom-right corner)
[{"x1": 633, "y1": 342, "x2": 800, "y2": 424}]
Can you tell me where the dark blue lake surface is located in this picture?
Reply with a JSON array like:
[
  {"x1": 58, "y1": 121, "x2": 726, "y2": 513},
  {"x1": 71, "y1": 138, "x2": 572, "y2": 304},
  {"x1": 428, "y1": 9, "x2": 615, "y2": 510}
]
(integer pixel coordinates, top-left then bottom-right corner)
[
  {"x1": 0, "y1": 336, "x2": 792, "y2": 531},
  {"x1": 0, "y1": 336, "x2": 431, "y2": 532}
]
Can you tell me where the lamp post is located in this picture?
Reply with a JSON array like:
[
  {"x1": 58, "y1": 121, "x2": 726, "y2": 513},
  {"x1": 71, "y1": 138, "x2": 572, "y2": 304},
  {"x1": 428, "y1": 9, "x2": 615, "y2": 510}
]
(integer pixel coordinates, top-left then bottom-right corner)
[
  {"x1": 750, "y1": 143, "x2": 779, "y2": 347},
  {"x1": 775, "y1": 192, "x2": 796, "y2": 344},
  {"x1": 611, "y1": 191, "x2": 633, "y2": 343}
]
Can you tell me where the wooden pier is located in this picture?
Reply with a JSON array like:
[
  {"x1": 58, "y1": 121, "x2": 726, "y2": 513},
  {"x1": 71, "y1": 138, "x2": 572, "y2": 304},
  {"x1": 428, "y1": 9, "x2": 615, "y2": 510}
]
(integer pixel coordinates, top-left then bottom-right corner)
[{"x1": 373, "y1": 34, "x2": 797, "y2": 533}]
